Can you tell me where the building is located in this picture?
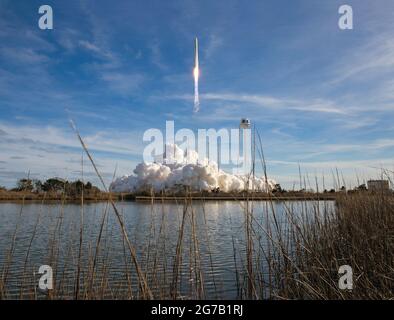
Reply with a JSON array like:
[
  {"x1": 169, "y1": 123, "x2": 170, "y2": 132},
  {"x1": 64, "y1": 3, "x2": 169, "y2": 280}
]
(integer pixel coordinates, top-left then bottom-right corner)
[{"x1": 367, "y1": 180, "x2": 390, "y2": 192}]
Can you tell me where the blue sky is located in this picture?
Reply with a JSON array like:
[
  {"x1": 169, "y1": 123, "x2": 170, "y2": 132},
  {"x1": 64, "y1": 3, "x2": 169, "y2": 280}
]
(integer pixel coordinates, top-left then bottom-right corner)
[{"x1": 1, "y1": 0, "x2": 394, "y2": 189}]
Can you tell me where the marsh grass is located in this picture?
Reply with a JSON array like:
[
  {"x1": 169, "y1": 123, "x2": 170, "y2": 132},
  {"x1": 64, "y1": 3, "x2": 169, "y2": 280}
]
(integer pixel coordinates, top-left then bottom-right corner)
[
  {"x1": 0, "y1": 186, "x2": 393, "y2": 300},
  {"x1": 0, "y1": 124, "x2": 392, "y2": 300}
]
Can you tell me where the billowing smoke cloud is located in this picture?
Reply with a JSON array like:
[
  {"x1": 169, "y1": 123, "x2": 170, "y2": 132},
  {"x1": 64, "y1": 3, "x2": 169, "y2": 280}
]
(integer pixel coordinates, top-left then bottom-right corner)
[{"x1": 110, "y1": 144, "x2": 276, "y2": 193}]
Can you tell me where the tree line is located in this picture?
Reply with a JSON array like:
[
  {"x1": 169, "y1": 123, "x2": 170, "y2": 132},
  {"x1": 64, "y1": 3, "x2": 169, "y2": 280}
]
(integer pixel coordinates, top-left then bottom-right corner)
[{"x1": 6, "y1": 178, "x2": 101, "y2": 197}]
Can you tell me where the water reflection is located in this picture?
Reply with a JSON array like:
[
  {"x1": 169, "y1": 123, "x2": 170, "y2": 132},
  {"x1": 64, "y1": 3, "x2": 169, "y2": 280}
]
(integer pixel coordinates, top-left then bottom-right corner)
[{"x1": 0, "y1": 200, "x2": 334, "y2": 299}]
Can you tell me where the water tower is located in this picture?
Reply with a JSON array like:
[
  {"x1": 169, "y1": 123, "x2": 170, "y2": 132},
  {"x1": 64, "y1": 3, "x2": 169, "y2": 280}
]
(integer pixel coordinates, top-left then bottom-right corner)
[{"x1": 240, "y1": 118, "x2": 251, "y2": 129}]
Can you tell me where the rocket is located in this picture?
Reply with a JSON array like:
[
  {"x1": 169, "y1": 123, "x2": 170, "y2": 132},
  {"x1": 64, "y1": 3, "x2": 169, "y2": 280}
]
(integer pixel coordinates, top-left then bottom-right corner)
[{"x1": 193, "y1": 37, "x2": 199, "y2": 81}]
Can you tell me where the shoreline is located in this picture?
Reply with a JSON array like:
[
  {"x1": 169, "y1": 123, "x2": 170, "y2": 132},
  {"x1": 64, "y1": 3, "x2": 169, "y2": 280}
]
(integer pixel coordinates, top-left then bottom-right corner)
[
  {"x1": 0, "y1": 191, "x2": 340, "y2": 203},
  {"x1": 134, "y1": 194, "x2": 337, "y2": 202},
  {"x1": 3, "y1": 190, "x2": 389, "y2": 203}
]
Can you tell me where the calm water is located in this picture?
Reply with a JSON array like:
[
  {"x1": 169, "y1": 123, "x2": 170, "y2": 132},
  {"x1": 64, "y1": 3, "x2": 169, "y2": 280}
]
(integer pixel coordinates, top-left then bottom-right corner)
[{"x1": 0, "y1": 200, "x2": 333, "y2": 299}]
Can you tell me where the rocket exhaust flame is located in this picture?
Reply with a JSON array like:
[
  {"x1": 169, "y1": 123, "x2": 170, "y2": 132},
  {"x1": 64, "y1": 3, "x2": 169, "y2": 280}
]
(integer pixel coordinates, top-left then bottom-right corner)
[{"x1": 193, "y1": 37, "x2": 200, "y2": 113}]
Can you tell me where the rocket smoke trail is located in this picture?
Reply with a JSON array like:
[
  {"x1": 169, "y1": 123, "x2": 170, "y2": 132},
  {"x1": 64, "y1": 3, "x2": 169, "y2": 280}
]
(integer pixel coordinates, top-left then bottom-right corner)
[{"x1": 193, "y1": 37, "x2": 200, "y2": 113}]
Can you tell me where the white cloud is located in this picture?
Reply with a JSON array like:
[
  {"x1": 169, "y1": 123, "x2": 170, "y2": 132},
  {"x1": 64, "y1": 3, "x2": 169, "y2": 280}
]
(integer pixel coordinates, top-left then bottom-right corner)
[
  {"x1": 0, "y1": 122, "x2": 143, "y2": 157},
  {"x1": 167, "y1": 92, "x2": 347, "y2": 116},
  {"x1": 204, "y1": 34, "x2": 224, "y2": 58},
  {"x1": 0, "y1": 47, "x2": 49, "y2": 65},
  {"x1": 268, "y1": 158, "x2": 394, "y2": 170},
  {"x1": 79, "y1": 40, "x2": 114, "y2": 59},
  {"x1": 330, "y1": 35, "x2": 394, "y2": 86},
  {"x1": 0, "y1": 122, "x2": 145, "y2": 188},
  {"x1": 100, "y1": 72, "x2": 145, "y2": 95},
  {"x1": 149, "y1": 40, "x2": 168, "y2": 70}
]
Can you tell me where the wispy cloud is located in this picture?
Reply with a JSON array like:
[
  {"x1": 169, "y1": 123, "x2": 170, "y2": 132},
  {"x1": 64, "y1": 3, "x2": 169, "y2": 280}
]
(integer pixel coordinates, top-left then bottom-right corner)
[
  {"x1": 204, "y1": 93, "x2": 347, "y2": 114},
  {"x1": 269, "y1": 158, "x2": 394, "y2": 171},
  {"x1": 149, "y1": 40, "x2": 168, "y2": 70},
  {"x1": 100, "y1": 72, "x2": 145, "y2": 95},
  {"x1": 79, "y1": 39, "x2": 115, "y2": 60},
  {"x1": 204, "y1": 34, "x2": 224, "y2": 58},
  {"x1": 0, "y1": 47, "x2": 49, "y2": 65},
  {"x1": 329, "y1": 35, "x2": 394, "y2": 86},
  {"x1": 167, "y1": 92, "x2": 347, "y2": 115},
  {"x1": 0, "y1": 122, "x2": 144, "y2": 157},
  {"x1": 0, "y1": 122, "x2": 144, "y2": 187}
]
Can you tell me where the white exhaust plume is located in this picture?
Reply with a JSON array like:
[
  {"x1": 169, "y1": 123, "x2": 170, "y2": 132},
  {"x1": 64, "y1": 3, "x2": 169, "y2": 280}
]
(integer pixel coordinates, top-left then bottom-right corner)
[
  {"x1": 110, "y1": 144, "x2": 276, "y2": 193},
  {"x1": 193, "y1": 37, "x2": 200, "y2": 113}
]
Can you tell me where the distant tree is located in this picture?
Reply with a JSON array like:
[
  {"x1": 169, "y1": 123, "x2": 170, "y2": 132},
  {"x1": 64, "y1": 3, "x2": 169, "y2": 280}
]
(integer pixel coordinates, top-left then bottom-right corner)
[
  {"x1": 212, "y1": 187, "x2": 220, "y2": 193},
  {"x1": 329, "y1": 189, "x2": 336, "y2": 193},
  {"x1": 17, "y1": 178, "x2": 34, "y2": 191},
  {"x1": 14, "y1": 176, "x2": 102, "y2": 197},
  {"x1": 64, "y1": 180, "x2": 86, "y2": 197},
  {"x1": 42, "y1": 178, "x2": 66, "y2": 192},
  {"x1": 340, "y1": 186, "x2": 346, "y2": 192},
  {"x1": 0, "y1": 185, "x2": 6, "y2": 191},
  {"x1": 74, "y1": 180, "x2": 84, "y2": 195},
  {"x1": 273, "y1": 183, "x2": 283, "y2": 193},
  {"x1": 357, "y1": 184, "x2": 367, "y2": 191}
]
